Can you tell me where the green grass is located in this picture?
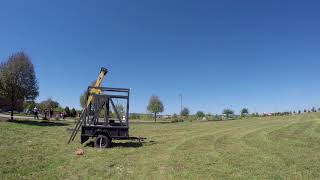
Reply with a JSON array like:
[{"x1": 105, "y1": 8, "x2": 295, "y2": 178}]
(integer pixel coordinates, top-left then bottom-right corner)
[{"x1": 1, "y1": 113, "x2": 320, "y2": 179}]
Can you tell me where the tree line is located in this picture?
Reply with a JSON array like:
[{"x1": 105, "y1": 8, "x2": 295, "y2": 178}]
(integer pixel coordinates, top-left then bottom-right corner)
[
  {"x1": 1, "y1": 51, "x2": 319, "y2": 121},
  {"x1": 0, "y1": 51, "x2": 79, "y2": 120},
  {"x1": 145, "y1": 95, "x2": 320, "y2": 122}
]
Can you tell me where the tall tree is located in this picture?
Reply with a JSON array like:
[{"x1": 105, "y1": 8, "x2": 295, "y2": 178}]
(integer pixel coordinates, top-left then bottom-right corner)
[
  {"x1": 196, "y1": 111, "x2": 205, "y2": 119},
  {"x1": 180, "y1": 107, "x2": 190, "y2": 117},
  {"x1": 71, "y1": 108, "x2": 77, "y2": 117},
  {"x1": 64, "y1": 106, "x2": 71, "y2": 117},
  {"x1": 223, "y1": 108, "x2": 234, "y2": 118},
  {"x1": 240, "y1": 108, "x2": 249, "y2": 117},
  {"x1": 0, "y1": 52, "x2": 39, "y2": 120},
  {"x1": 147, "y1": 95, "x2": 164, "y2": 122}
]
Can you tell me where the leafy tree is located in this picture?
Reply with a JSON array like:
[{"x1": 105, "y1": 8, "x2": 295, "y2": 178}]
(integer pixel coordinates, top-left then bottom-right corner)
[
  {"x1": 38, "y1": 98, "x2": 60, "y2": 109},
  {"x1": 240, "y1": 108, "x2": 249, "y2": 117},
  {"x1": 311, "y1": 107, "x2": 316, "y2": 112},
  {"x1": 23, "y1": 100, "x2": 36, "y2": 113},
  {"x1": 304, "y1": 109, "x2": 307, "y2": 113},
  {"x1": 298, "y1": 110, "x2": 301, "y2": 114},
  {"x1": 180, "y1": 107, "x2": 190, "y2": 117},
  {"x1": 0, "y1": 52, "x2": 39, "y2": 120},
  {"x1": 172, "y1": 113, "x2": 178, "y2": 118},
  {"x1": 79, "y1": 81, "x2": 97, "y2": 108},
  {"x1": 130, "y1": 113, "x2": 140, "y2": 119},
  {"x1": 71, "y1": 108, "x2": 77, "y2": 117},
  {"x1": 114, "y1": 104, "x2": 125, "y2": 118},
  {"x1": 64, "y1": 106, "x2": 70, "y2": 117},
  {"x1": 147, "y1": 95, "x2": 164, "y2": 122},
  {"x1": 80, "y1": 91, "x2": 87, "y2": 109},
  {"x1": 196, "y1": 111, "x2": 205, "y2": 119},
  {"x1": 223, "y1": 108, "x2": 234, "y2": 118},
  {"x1": 54, "y1": 106, "x2": 64, "y2": 113}
]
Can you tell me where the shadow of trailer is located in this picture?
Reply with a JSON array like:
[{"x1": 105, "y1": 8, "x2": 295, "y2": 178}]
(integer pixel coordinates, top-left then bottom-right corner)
[{"x1": 69, "y1": 87, "x2": 145, "y2": 148}]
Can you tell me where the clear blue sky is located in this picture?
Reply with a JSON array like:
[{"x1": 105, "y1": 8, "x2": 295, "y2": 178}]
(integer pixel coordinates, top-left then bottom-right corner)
[{"x1": 1, "y1": 0, "x2": 320, "y2": 114}]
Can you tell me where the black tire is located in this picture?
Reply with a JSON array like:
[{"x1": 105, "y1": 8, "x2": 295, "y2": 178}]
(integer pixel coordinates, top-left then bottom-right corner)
[{"x1": 95, "y1": 135, "x2": 112, "y2": 148}]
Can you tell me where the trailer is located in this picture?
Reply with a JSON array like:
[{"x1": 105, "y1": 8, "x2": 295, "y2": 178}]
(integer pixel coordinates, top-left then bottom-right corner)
[{"x1": 68, "y1": 68, "x2": 144, "y2": 148}]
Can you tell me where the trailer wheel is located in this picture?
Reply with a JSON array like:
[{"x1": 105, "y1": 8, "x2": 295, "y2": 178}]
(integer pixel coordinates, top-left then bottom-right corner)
[{"x1": 95, "y1": 135, "x2": 111, "y2": 148}]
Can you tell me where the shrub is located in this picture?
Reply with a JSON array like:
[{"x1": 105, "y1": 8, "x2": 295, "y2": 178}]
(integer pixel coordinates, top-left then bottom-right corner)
[{"x1": 170, "y1": 119, "x2": 184, "y2": 123}]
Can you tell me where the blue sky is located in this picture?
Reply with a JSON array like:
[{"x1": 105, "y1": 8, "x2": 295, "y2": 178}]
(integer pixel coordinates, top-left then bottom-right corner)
[{"x1": 0, "y1": 0, "x2": 320, "y2": 114}]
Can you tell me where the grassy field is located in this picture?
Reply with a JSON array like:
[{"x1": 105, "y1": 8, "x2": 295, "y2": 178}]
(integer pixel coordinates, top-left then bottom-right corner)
[{"x1": 1, "y1": 113, "x2": 320, "y2": 179}]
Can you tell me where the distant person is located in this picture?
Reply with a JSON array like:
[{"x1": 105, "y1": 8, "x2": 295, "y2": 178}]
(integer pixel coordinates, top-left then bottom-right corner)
[
  {"x1": 49, "y1": 108, "x2": 54, "y2": 120},
  {"x1": 44, "y1": 109, "x2": 48, "y2": 120},
  {"x1": 33, "y1": 106, "x2": 39, "y2": 120},
  {"x1": 60, "y1": 112, "x2": 64, "y2": 120}
]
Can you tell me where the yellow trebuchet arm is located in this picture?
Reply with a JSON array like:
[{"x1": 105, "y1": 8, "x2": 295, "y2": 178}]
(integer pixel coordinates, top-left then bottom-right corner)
[
  {"x1": 85, "y1": 67, "x2": 108, "y2": 108},
  {"x1": 68, "y1": 67, "x2": 108, "y2": 144}
]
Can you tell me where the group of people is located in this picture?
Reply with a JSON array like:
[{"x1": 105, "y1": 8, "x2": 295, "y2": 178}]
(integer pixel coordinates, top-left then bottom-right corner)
[{"x1": 33, "y1": 106, "x2": 54, "y2": 120}]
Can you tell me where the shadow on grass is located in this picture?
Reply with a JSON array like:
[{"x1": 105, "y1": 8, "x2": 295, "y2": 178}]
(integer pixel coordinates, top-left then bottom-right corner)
[
  {"x1": 113, "y1": 142, "x2": 144, "y2": 148},
  {"x1": 8, "y1": 119, "x2": 69, "y2": 127},
  {"x1": 85, "y1": 140, "x2": 156, "y2": 149},
  {"x1": 130, "y1": 121, "x2": 171, "y2": 125}
]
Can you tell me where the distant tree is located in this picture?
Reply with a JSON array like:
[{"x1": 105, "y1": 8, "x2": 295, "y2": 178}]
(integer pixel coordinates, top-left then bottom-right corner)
[
  {"x1": 147, "y1": 95, "x2": 164, "y2": 122},
  {"x1": 23, "y1": 100, "x2": 36, "y2": 113},
  {"x1": 79, "y1": 81, "x2": 97, "y2": 109},
  {"x1": 311, "y1": 107, "x2": 316, "y2": 112},
  {"x1": 223, "y1": 109, "x2": 234, "y2": 118},
  {"x1": 180, "y1": 107, "x2": 190, "y2": 117},
  {"x1": 129, "y1": 113, "x2": 140, "y2": 119},
  {"x1": 173, "y1": 113, "x2": 178, "y2": 118},
  {"x1": 0, "y1": 52, "x2": 39, "y2": 120},
  {"x1": 54, "y1": 106, "x2": 64, "y2": 113},
  {"x1": 114, "y1": 104, "x2": 125, "y2": 118},
  {"x1": 304, "y1": 109, "x2": 307, "y2": 113},
  {"x1": 39, "y1": 98, "x2": 60, "y2": 109},
  {"x1": 240, "y1": 108, "x2": 249, "y2": 117},
  {"x1": 64, "y1": 106, "x2": 70, "y2": 117},
  {"x1": 196, "y1": 111, "x2": 205, "y2": 119},
  {"x1": 298, "y1": 110, "x2": 301, "y2": 114},
  {"x1": 252, "y1": 112, "x2": 259, "y2": 117},
  {"x1": 80, "y1": 91, "x2": 87, "y2": 109},
  {"x1": 206, "y1": 113, "x2": 213, "y2": 120},
  {"x1": 70, "y1": 108, "x2": 77, "y2": 117}
]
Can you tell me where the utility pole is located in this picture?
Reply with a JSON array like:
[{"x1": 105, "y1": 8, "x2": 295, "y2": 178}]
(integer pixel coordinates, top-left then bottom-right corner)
[{"x1": 179, "y1": 94, "x2": 183, "y2": 113}]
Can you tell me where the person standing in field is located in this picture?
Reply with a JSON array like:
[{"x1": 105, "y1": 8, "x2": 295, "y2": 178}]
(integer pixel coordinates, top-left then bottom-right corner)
[
  {"x1": 44, "y1": 108, "x2": 48, "y2": 120},
  {"x1": 49, "y1": 108, "x2": 54, "y2": 120},
  {"x1": 33, "y1": 106, "x2": 39, "y2": 120}
]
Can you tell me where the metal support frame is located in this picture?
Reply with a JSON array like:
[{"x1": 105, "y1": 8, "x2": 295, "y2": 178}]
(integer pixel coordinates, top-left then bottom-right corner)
[{"x1": 68, "y1": 87, "x2": 130, "y2": 144}]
